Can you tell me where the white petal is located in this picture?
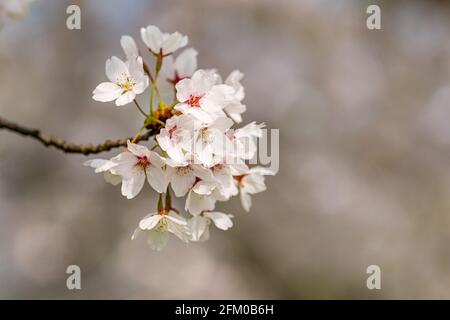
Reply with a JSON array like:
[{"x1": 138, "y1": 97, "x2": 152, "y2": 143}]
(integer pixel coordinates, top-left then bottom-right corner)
[
  {"x1": 185, "y1": 190, "x2": 216, "y2": 215},
  {"x1": 162, "y1": 33, "x2": 188, "y2": 55},
  {"x1": 202, "y1": 84, "x2": 234, "y2": 112},
  {"x1": 106, "y1": 56, "x2": 128, "y2": 83},
  {"x1": 204, "y1": 69, "x2": 222, "y2": 85},
  {"x1": 212, "y1": 188, "x2": 230, "y2": 201},
  {"x1": 109, "y1": 152, "x2": 137, "y2": 177},
  {"x1": 141, "y1": 25, "x2": 163, "y2": 53},
  {"x1": 175, "y1": 79, "x2": 193, "y2": 102},
  {"x1": 156, "y1": 131, "x2": 171, "y2": 151},
  {"x1": 166, "y1": 212, "x2": 188, "y2": 225},
  {"x1": 167, "y1": 220, "x2": 190, "y2": 243},
  {"x1": 174, "y1": 103, "x2": 212, "y2": 124},
  {"x1": 120, "y1": 35, "x2": 139, "y2": 60},
  {"x1": 224, "y1": 103, "x2": 246, "y2": 123},
  {"x1": 128, "y1": 56, "x2": 145, "y2": 82},
  {"x1": 83, "y1": 158, "x2": 117, "y2": 173},
  {"x1": 188, "y1": 216, "x2": 208, "y2": 241},
  {"x1": 131, "y1": 228, "x2": 141, "y2": 240},
  {"x1": 92, "y1": 82, "x2": 122, "y2": 102},
  {"x1": 211, "y1": 116, "x2": 233, "y2": 132},
  {"x1": 240, "y1": 190, "x2": 252, "y2": 212},
  {"x1": 147, "y1": 230, "x2": 169, "y2": 251},
  {"x1": 103, "y1": 172, "x2": 122, "y2": 186},
  {"x1": 126, "y1": 141, "x2": 150, "y2": 157},
  {"x1": 204, "y1": 211, "x2": 233, "y2": 230},
  {"x1": 250, "y1": 166, "x2": 275, "y2": 176},
  {"x1": 196, "y1": 108, "x2": 218, "y2": 124},
  {"x1": 139, "y1": 214, "x2": 163, "y2": 230},
  {"x1": 242, "y1": 173, "x2": 267, "y2": 194},
  {"x1": 175, "y1": 48, "x2": 198, "y2": 78},
  {"x1": 163, "y1": 158, "x2": 184, "y2": 168},
  {"x1": 171, "y1": 172, "x2": 195, "y2": 197},
  {"x1": 146, "y1": 165, "x2": 168, "y2": 193},
  {"x1": 198, "y1": 225, "x2": 210, "y2": 241},
  {"x1": 173, "y1": 103, "x2": 190, "y2": 116},
  {"x1": 133, "y1": 76, "x2": 149, "y2": 95},
  {"x1": 166, "y1": 145, "x2": 187, "y2": 165},
  {"x1": 225, "y1": 70, "x2": 245, "y2": 100},
  {"x1": 191, "y1": 70, "x2": 215, "y2": 95},
  {"x1": 229, "y1": 162, "x2": 249, "y2": 175},
  {"x1": 191, "y1": 164, "x2": 214, "y2": 181},
  {"x1": 121, "y1": 171, "x2": 146, "y2": 199},
  {"x1": 192, "y1": 180, "x2": 215, "y2": 195},
  {"x1": 227, "y1": 112, "x2": 243, "y2": 124},
  {"x1": 195, "y1": 142, "x2": 214, "y2": 167},
  {"x1": 148, "y1": 151, "x2": 165, "y2": 167},
  {"x1": 235, "y1": 122, "x2": 265, "y2": 139},
  {"x1": 115, "y1": 91, "x2": 136, "y2": 106}
]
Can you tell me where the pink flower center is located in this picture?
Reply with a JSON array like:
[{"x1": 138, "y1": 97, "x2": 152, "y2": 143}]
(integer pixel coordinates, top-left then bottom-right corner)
[
  {"x1": 187, "y1": 95, "x2": 201, "y2": 107},
  {"x1": 136, "y1": 156, "x2": 150, "y2": 169}
]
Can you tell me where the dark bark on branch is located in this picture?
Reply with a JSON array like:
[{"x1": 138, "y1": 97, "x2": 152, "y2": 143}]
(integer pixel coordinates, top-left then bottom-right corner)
[{"x1": 0, "y1": 116, "x2": 158, "y2": 155}]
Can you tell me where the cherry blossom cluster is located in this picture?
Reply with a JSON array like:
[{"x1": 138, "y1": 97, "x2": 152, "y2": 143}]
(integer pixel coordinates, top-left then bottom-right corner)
[{"x1": 85, "y1": 25, "x2": 274, "y2": 250}]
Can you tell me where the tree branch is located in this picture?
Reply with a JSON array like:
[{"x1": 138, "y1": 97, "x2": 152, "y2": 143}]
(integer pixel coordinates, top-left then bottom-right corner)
[{"x1": 0, "y1": 116, "x2": 159, "y2": 155}]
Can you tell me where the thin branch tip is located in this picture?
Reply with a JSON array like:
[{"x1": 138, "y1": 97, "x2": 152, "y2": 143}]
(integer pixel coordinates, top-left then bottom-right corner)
[{"x1": 0, "y1": 116, "x2": 158, "y2": 155}]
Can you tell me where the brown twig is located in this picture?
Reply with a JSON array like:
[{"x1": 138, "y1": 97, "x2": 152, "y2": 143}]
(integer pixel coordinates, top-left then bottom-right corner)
[{"x1": 0, "y1": 116, "x2": 159, "y2": 155}]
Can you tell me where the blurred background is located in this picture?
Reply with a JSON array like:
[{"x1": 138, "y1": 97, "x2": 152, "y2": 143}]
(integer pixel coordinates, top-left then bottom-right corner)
[{"x1": 1, "y1": 0, "x2": 450, "y2": 299}]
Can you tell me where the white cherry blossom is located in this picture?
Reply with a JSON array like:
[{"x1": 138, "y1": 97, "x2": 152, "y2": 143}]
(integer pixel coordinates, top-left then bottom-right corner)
[
  {"x1": 165, "y1": 158, "x2": 213, "y2": 197},
  {"x1": 85, "y1": 24, "x2": 277, "y2": 250},
  {"x1": 132, "y1": 210, "x2": 189, "y2": 251},
  {"x1": 189, "y1": 116, "x2": 234, "y2": 167},
  {"x1": 209, "y1": 163, "x2": 239, "y2": 200},
  {"x1": 93, "y1": 56, "x2": 149, "y2": 106},
  {"x1": 140, "y1": 25, "x2": 188, "y2": 56},
  {"x1": 236, "y1": 167, "x2": 274, "y2": 212},
  {"x1": 227, "y1": 121, "x2": 265, "y2": 160},
  {"x1": 160, "y1": 48, "x2": 198, "y2": 84},
  {"x1": 156, "y1": 114, "x2": 197, "y2": 164},
  {"x1": 175, "y1": 69, "x2": 234, "y2": 124},
  {"x1": 109, "y1": 141, "x2": 168, "y2": 199}
]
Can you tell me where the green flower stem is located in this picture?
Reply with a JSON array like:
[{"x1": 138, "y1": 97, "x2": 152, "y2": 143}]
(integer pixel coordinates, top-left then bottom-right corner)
[
  {"x1": 131, "y1": 124, "x2": 146, "y2": 143},
  {"x1": 157, "y1": 193, "x2": 164, "y2": 213},
  {"x1": 145, "y1": 116, "x2": 165, "y2": 127},
  {"x1": 133, "y1": 100, "x2": 149, "y2": 118},
  {"x1": 149, "y1": 81, "x2": 156, "y2": 116},
  {"x1": 165, "y1": 186, "x2": 172, "y2": 211},
  {"x1": 149, "y1": 53, "x2": 166, "y2": 115}
]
